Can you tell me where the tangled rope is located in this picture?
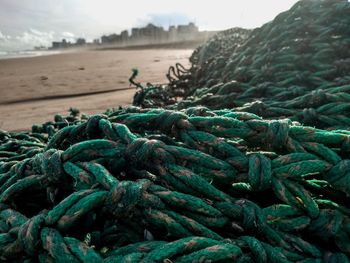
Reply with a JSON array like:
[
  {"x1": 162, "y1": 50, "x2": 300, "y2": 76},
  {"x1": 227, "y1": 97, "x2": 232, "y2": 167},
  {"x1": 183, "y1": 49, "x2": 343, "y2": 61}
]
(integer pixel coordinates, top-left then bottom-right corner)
[
  {"x1": 2, "y1": 0, "x2": 350, "y2": 261},
  {"x1": 131, "y1": 0, "x2": 350, "y2": 130},
  {"x1": 1, "y1": 107, "x2": 350, "y2": 261}
]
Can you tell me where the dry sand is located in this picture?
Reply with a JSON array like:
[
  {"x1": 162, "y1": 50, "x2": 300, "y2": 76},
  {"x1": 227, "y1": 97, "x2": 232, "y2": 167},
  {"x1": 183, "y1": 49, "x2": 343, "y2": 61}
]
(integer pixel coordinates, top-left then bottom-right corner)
[{"x1": 0, "y1": 49, "x2": 193, "y2": 131}]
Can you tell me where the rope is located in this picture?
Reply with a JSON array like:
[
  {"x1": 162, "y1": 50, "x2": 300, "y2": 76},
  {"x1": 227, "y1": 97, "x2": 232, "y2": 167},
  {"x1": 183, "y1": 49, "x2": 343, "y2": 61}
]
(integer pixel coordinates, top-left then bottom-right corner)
[
  {"x1": 1, "y1": 107, "x2": 350, "y2": 261},
  {"x1": 131, "y1": 0, "x2": 350, "y2": 130},
  {"x1": 2, "y1": 0, "x2": 350, "y2": 261}
]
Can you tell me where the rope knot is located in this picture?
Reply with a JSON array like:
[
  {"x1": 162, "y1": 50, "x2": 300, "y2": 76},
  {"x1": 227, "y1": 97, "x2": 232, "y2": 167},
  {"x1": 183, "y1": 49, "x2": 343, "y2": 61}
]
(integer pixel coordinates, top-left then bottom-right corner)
[
  {"x1": 125, "y1": 138, "x2": 173, "y2": 166},
  {"x1": 157, "y1": 111, "x2": 191, "y2": 133},
  {"x1": 18, "y1": 213, "x2": 46, "y2": 256},
  {"x1": 106, "y1": 179, "x2": 152, "y2": 217},
  {"x1": 32, "y1": 149, "x2": 65, "y2": 183},
  {"x1": 265, "y1": 119, "x2": 291, "y2": 150},
  {"x1": 85, "y1": 114, "x2": 107, "y2": 139},
  {"x1": 248, "y1": 154, "x2": 272, "y2": 191},
  {"x1": 236, "y1": 199, "x2": 266, "y2": 232}
]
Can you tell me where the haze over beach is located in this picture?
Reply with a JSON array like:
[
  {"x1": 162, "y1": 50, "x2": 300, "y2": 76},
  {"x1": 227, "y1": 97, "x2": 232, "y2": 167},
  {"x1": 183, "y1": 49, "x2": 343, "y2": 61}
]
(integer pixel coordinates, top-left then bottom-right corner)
[
  {"x1": 0, "y1": 0, "x2": 299, "y2": 131},
  {"x1": 0, "y1": 0, "x2": 299, "y2": 54}
]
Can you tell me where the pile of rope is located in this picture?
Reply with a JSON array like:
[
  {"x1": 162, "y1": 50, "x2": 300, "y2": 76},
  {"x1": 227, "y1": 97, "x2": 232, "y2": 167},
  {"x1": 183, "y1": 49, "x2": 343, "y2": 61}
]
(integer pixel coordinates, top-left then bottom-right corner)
[
  {"x1": 132, "y1": 0, "x2": 350, "y2": 130},
  {"x1": 189, "y1": 27, "x2": 251, "y2": 67},
  {"x1": 2, "y1": 0, "x2": 350, "y2": 261},
  {"x1": 2, "y1": 107, "x2": 350, "y2": 262},
  {"x1": 131, "y1": 28, "x2": 251, "y2": 109}
]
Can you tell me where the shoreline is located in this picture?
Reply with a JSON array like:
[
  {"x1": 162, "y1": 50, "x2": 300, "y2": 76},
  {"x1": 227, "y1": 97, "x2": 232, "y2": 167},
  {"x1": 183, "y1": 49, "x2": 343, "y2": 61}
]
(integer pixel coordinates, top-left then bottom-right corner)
[
  {"x1": 0, "y1": 50, "x2": 68, "y2": 61},
  {"x1": 1, "y1": 86, "x2": 135, "y2": 105},
  {"x1": 96, "y1": 40, "x2": 204, "y2": 51},
  {"x1": 0, "y1": 40, "x2": 200, "y2": 61},
  {"x1": 0, "y1": 48, "x2": 193, "y2": 131}
]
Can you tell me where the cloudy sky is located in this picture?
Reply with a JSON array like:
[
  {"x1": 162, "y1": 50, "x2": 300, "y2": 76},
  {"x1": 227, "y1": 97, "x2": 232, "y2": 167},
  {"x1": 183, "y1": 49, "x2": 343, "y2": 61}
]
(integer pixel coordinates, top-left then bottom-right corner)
[{"x1": 0, "y1": 0, "x2": 299, "y2": 51}]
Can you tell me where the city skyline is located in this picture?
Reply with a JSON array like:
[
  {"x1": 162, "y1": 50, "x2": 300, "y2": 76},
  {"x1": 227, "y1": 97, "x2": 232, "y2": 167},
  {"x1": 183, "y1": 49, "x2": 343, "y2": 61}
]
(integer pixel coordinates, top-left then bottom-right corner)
[
  {"x1": 0, "y1": 0, "x2": 299, "y2": 51},
  {"x1": 50, "y1": 22, "x2": 212, "y2": 49}
]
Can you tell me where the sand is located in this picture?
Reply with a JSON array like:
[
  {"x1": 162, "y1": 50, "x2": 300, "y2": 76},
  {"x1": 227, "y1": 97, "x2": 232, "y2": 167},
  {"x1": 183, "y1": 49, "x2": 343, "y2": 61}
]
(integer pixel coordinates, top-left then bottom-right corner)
[{"x1": 0, "y1": 49, "x2": 193, "y2": 131}]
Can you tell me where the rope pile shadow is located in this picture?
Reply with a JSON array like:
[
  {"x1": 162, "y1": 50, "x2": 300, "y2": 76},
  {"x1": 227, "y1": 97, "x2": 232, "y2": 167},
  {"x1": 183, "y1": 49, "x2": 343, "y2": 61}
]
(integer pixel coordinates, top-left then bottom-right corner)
[
  {"x1": 1, "y1": 107, "x2": 350, "y2": 261},
  {"x1": 131, "y1": 0, "x2": 350, "y2": 130}
]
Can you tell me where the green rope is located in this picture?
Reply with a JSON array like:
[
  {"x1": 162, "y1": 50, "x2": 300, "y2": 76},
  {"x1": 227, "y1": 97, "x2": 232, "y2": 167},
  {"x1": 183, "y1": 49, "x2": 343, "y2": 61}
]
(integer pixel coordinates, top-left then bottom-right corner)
[
  {"x1": 132, "y1": 0, "x2": 350, "y2": 130},
  {"x1": 1, "y1": 107, "x2": 350, "y2": 261},
  {"x1": 1, "y1": 0, "x2": 350, "y2": 261}
]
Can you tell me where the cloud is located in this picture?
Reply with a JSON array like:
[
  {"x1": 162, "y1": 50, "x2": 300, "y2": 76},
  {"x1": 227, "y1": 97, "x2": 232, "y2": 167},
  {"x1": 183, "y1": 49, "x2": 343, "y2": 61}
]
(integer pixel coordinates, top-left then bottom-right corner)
[
  {"x1": 137, "y1": 13, "x2": 192, "y2": 29},
  {"x1": 0, "y1": 29, "x2": 78, "y2": 51},
  {"x1": 15, "y1": 29, "x2": 55, "y2": 46},
  {"x1": 58, "y1": 32, "x2": 76, "y2": 42},
  {"x1": 62, "y1": 31, "x2": 75, "y2": 38},
  {"x1": 29, "y1": 28, "x2": 50, "y2": 36},
  {"x1": 0, "y1": 0, "x2": 300, "y2": 50},
  {"x1": 0, "y1": 30, "x2": 11, "y2": 41}
]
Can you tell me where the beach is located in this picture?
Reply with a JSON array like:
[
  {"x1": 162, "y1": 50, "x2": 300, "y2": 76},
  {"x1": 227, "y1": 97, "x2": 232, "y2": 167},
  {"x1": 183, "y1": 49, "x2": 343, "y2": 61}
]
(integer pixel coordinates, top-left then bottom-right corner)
[{"x1": 0, "y1": 49, "x2": 193, "y2": 131}]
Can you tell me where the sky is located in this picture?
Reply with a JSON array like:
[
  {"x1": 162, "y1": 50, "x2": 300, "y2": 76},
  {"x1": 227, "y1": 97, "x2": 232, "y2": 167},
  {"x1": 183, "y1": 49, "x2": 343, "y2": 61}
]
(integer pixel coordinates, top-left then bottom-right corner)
[{"x1": 0, "y1": 0, "x2": 299, "y2": 51}]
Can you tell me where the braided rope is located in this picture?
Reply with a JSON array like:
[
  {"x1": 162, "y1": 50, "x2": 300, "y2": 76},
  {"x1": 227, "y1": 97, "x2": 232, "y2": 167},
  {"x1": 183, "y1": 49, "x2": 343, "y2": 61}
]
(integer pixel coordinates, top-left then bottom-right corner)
[
  {"x1": 1, "y1": 107, "x2": 350, "y2": 261},
  {"x1": 132, "y1": 0, "x2": 350, "y2": 130},
  {"x1": 2, "y1": 0, "x2": 350, "y2": 261}
]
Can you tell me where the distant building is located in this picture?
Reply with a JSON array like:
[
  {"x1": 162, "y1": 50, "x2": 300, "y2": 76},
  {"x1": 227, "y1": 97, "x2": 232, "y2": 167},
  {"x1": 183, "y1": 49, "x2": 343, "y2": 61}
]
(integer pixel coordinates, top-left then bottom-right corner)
[
  {"x1": 138, "y1": 23, "x2": 165, "y2": 42},
  {"x1": 51, "y1": 39, "x2": 68, "y2": 49},
  {"x1": 169, "y1": 26, "x2": 177, "y2": 42},
  {"x1": 51, "y1": 42, "x2": 62, "y2": 49},
  {"x1": 178, "y1": 22, "x2": 198, "y2": 34},
  {"x1": 51, "y1": 37, "x2": 87, "y2": 49},
  {"x1": 131, "y1": 28, "x2": 140, "y2": 39},
  {"x1": 101, "y1": 35, "x2": 109, "y2": 44},
  {"x1": 51, "y1": 22, "x2": 212, "y2": 49},
  {"x1": 177, "y1": 23, "x2": 199, "y2": 40},
  {"x1": 121, "y1": 30, "x2": 129, "y2": 41},
  {"x1": 101, "y1": 34, "x2": 121, "y2": 44},
  {"x1": 76, "y1": 38, "x2": 86, "y2": 45}
]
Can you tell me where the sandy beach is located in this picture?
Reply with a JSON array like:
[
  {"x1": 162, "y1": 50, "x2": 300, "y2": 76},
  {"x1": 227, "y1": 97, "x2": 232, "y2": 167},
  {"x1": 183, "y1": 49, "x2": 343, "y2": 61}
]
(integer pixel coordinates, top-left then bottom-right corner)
[{"x1": 0, "y1": 49, "x2": 193, "y2": 131}]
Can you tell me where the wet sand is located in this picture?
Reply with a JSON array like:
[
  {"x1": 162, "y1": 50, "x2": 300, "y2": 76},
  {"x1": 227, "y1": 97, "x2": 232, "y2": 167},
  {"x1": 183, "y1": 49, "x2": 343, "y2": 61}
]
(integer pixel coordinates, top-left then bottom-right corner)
[{"x1": 0, "y1": 49, "x2": 192, "y2": 131}]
